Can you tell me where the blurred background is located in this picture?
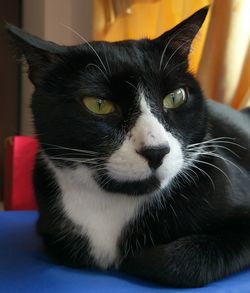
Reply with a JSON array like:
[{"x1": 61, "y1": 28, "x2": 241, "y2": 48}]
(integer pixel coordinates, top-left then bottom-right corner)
[{"x1": 0, "y1": 0, "x2": 249, "y2": 204}]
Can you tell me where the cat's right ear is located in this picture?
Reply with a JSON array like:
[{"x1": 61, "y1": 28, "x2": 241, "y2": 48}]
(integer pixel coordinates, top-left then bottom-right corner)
[
  {"x1": 154, "y1": 7, "x2": 209, "y2": 59},
  {"x1": 6, "y1": 24, "x2": 64, "y2": 86}
]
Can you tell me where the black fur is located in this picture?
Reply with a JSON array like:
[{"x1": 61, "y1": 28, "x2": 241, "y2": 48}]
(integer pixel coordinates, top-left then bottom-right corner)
[{"x1": 7, "y1": 7, "x2": 250, "y2": 288}]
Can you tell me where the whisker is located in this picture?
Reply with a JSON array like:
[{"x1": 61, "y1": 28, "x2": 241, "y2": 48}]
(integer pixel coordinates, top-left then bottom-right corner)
[
  {"x1": 191, "y1": 158, "x2": 233, "y2": 188},
  {"x1": 48, "y1": 157, "x2": 101, "y2": 165},
  {"x1": 159, "y1": 25, "x2": 194, "y2": 70},
  {"x1": 85, "y1": 63, "x2": 109, "y2": 82},
  {"x1": 187, "y1": 136, "x2": 246, "y2": 149},
  {"x1": 91, "y1": 164, "x2": 108, "y2": 171},
  {"x1": 41, "y1": 143, "x2": 99, "y2": 154},
  {"x1": 182, "y1": 165, "x2": 199, "y2": 181},
  {"x1": 125, "y1": 81, "x2": 138, "y2": 92},
  {"x1": 44, "y1": 151, "x2": 101, "y2": 158},
  {"x1": 187, "y1": 144, "x2": 240, "y2": 158},
  {"x1": 185, "y1": 159, "x2": 216, "y2": 190},
  {"x1": 207, "y1": 141, "x2": 246, "y2": 150},
  {"x1": 189, "y1": 140, "x2": 246, "y2": 150},
  {"x1": 61, "y1": 23, "x2": 108, "y2": 73},
  {"x1": 191, "y1": 151, "x2": 247, "y2": 177},
  {"x1": 102, "y1": 43, "x2": 111, "y2": 74},
  {"x1": 169, "y1": 203, "x2": 178, "y2": 219},
  {"x1": 43, "y1": 150, "x2": 98, "y2": 158},
  {"x1": 99, "y1": 175, "x2": 113, "y2": 188},
  {"x1": 181, "y1": 169, "x2": 197, "y2": 185},
  {"x1": 92, "y1": 168, "x2": 108, "y2": 172},
  {"x1": 163, "y1": 39, "x2": 192, "y2": 72},
  {"x1": 188, "y1": 136, "x2": 236, "y2": 147},
  {"x1": 179, "y1": 193, "x2": 189, "y2": 201},
  {"x1": 165, "y1": 61, "x2": 187, "y2": 77}
]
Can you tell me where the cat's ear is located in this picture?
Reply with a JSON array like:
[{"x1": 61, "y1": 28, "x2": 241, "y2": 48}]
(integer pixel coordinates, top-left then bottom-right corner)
[
  {"x1": 155, "y1": 6, "x2": 209, "y2": 57},
  {"x1": 6, "y1": 24, "x2": 65, "y2": 86}
]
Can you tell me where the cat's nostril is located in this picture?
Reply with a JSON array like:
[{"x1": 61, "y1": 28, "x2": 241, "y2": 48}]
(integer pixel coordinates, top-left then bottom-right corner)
[{"x1": 137, "y1": 144, "x2": 170, "y2": 170}]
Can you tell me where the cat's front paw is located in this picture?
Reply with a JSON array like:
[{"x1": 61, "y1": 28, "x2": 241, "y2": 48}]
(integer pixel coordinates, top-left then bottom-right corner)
[{"x1": 120, "y1": 234, "x2": 237, "y2": 288}]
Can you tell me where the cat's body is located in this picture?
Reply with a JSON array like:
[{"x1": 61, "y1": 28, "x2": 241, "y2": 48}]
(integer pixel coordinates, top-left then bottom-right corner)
[
  {"x1": 7, "y1": 7, "x2": 250, "y2": 288},
  {"x1": 34, "y1": 99, "x2": 250, "y2": 285}
]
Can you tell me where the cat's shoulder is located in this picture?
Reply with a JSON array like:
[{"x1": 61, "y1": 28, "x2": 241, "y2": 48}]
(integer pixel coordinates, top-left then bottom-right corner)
[{"x1": 206, "y1": 99, "x2": 250, "y2": 143}]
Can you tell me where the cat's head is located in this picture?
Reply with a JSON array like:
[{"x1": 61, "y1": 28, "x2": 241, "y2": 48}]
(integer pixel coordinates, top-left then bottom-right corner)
[{"x1": 7, "y1": 7, "x2": 208, "y2": 196}]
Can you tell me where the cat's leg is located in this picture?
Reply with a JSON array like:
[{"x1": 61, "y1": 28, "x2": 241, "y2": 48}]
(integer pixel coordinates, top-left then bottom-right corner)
[
  {"x1": 120, "y1": 232, "x2": 250, "y2": 288},
  {"x1": 39, "y1": 229, "x2": 95, "y2": 268}
]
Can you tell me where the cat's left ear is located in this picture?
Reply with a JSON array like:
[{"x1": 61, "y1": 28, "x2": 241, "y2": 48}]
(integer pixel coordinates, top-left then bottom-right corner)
[
  {"x1": 6, "y1": 24, "x2": 65, "y2": 86},
  {"x1": 155, "y1": 6, "x2": 209, "y2": 57}
]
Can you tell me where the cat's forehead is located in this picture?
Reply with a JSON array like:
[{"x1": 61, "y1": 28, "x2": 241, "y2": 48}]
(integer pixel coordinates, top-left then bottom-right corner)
[
  {"x1": 73, "y1": 38, "x2": 190, "y2": 94},
  {"x1": 79, "y1": 39, "x2": 153, "y2": 67},
  {"x1": 89, "y1": 39, "x2": 147, "y2": 54}
]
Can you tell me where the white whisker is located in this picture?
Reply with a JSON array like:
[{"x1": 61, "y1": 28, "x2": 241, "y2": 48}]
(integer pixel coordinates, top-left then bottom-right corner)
[
  {"x1": 190, "y1": 151, "x2": 247, "y2": 177},
  {"x1": 61, "y1": 23, "x2": 108, "y2": 73},
  {"x1": 41, "y1": 143, "x2": 99, "y2": 154},
  {"x1": 188, "y1": 136, "x2": 246, "y2": 149},
  {"x1": 159, "y1": 25, "x2": 194, "y2": 70},
  {"x1": 165, "y1": 61, "x2": 187, "y2": 77},
  {"x1": 125, "y1": 81, "x2": 138, "y2": 92},
  {"x1": 85, "y1": 63, "x2": 109, "y2": 82},
  {"x1": 179, "y1": 193, "x2": 189, "y2": 201},
  {"x1": 191, "y1": 158, "x2": 233, "y2": 188},
  {"x1": 102, "y1": 43, "x2": 111, "y2": 74},
  {"x1": 48, "y1": 156, "x2": 100, "y2": 165},
  {"x1": 181, "y1": 169, "x2": 197, "y2": 185},
  {"x1": 182, "y1": 165, "x2": 199, "y2": 181},
  {"x1": 187, "y1": 144, "x2": 240, "y2": 158},
  {"x1": 163, "y1": 39, "x2": 191, "y2": 71},
  {"x1": 46, "y1": 152, "x2": 100, "y2": 158},
  {"x1": 185, "y1": 159, "x2": 216, "y2": 190}
]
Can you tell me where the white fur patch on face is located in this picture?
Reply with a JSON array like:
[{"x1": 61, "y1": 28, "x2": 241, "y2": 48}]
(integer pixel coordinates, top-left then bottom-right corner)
[
  {"x1": 107, "y1": 91, "x2": 184, "y2": 189},
  {"x1": 42, "y1": 89, "x2": 184, "y2": 268},
  {"x1": 47, "y1": 160, "x2": 148, "y2": 269}
]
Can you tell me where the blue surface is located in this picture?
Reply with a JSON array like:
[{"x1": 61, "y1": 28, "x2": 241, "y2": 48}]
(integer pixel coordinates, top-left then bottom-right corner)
[{"x1": 0, "y1": 211, "x2": 250, "y2": 293}]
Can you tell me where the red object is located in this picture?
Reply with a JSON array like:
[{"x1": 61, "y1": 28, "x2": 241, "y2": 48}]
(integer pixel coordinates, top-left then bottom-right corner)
[{"x1": 3, "y1": 136, "x2": 38, "y2": 210}]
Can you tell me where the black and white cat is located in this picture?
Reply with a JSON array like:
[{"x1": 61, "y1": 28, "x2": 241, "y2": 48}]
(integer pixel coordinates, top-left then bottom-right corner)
[{"x1": 7, "y1": 7, "x2": 250, "y2": 288}]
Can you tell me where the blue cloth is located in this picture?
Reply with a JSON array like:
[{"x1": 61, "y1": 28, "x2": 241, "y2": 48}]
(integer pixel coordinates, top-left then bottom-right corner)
[{"x1": 0, "y1": 211, "x2": 250, "y2": 293}]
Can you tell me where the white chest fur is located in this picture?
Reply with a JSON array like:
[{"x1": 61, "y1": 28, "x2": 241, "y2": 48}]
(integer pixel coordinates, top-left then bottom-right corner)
[{"x1": 49, "y1": 163, "x2": 147, "y2": 268}]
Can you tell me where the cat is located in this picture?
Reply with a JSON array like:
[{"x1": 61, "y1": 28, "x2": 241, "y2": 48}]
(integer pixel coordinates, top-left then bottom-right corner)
[{"x1": 7, "y1": 6, "x2": 250, "y2": 288}]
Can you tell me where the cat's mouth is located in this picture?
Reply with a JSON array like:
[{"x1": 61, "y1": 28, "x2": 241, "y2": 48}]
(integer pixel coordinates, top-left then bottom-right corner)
[
  {"x1": 94, "y1": 171, "x2": 161, "y2": 196},
  {"x1": 94, "y1": 145, "x2": 184, "y2": 196}
]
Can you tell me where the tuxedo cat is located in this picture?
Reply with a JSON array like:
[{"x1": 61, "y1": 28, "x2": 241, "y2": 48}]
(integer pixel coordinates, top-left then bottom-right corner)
[{"x1": 7, "y1": 7, "x2": 250, "y2": 288}]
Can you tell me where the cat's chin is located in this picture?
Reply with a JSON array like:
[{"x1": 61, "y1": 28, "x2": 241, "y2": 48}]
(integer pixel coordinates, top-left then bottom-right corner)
[{"x1": 94, "y1": 172, "x2": 161, "y2": 196}]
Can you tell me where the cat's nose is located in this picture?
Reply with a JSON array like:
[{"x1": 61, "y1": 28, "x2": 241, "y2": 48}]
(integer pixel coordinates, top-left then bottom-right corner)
[{"x1": 137, "y1": 144, "x2": 170, "y2": 170}]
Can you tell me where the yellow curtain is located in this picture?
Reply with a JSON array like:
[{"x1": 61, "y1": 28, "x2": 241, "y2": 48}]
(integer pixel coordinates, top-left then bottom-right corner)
[
  {"x1": 198, "y1": 0, "x2": 250, "y2": 107},
  {"x1": 93, "y1": 0, "x2": 250, "y2": 108},
  {"x1": 93, "y1": 0, "x2": 211, "y2": 73}
]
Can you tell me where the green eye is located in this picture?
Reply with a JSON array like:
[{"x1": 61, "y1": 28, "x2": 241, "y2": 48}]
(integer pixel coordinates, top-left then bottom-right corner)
[
  {"x1": 82, "y1": 97, "x2": 115, "y2": 115},
  {"x1": 163, "y1": 88, "x2": 187, "y2": 109}
]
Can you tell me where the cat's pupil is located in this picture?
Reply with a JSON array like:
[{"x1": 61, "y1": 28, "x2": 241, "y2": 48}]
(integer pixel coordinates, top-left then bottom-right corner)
[{"x1": 97, "y1": 99, "x2": 103, "y2": 110}]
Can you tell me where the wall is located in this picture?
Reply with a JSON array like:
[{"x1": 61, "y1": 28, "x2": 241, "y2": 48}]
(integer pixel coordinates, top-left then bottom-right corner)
[
  {"x1": 0, "y1": 0, "x2": 21, "y2": 197},
  {"x1": 21, "y1": 0, "x2": 93, "y2": 135}
]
